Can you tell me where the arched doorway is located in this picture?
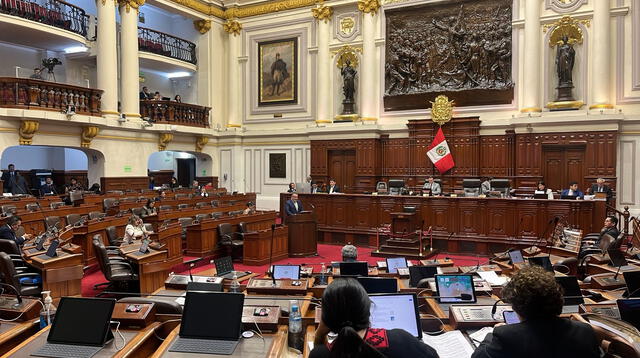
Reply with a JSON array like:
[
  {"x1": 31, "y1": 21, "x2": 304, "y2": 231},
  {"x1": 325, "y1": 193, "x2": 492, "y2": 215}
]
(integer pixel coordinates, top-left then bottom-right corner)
[{"x1": 148, "y1": 151, "x2": 213, "y2": 188}]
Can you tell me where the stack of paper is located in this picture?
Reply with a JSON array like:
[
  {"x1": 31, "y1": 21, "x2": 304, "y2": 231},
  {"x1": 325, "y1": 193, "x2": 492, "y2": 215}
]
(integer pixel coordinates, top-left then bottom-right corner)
[
  {"x1": 477, "y1": 271, "x2": 509, "y2": 286},
  {"x1": 422, "y1": 330, "x2": 475, "y2": 358}
]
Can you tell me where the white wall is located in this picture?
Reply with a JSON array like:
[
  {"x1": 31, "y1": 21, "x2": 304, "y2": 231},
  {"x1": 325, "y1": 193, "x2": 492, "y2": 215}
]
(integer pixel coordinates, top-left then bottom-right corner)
[
  {"x1": 140, "y1": 71, "x2": 197, "y2": 103},
  {"x1": 148, "y1": 150, "x2": 211, "y2": 177},
  {"x1": 1, "y1": 146, "x2": 88, "y2": 171}
]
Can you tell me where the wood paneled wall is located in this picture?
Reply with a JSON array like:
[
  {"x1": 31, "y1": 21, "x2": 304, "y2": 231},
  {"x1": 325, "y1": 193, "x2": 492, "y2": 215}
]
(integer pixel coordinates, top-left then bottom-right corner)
[
  {"x1": 100, "y1": 177, "x2": 149, "y2": 192},
  {"x1": 310, "y1": 117, "x2": 617, "y2": 193}
]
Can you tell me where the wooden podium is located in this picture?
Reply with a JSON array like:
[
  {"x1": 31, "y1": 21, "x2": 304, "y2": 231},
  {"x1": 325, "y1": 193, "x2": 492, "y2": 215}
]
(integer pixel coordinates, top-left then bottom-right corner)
[{"x1": 286, "y1": 211, "x2": 317, "y2": 257}]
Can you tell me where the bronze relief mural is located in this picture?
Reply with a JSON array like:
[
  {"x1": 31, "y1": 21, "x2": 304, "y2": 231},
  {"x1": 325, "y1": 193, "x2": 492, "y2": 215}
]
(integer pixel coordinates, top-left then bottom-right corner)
[{"x1": 384, "y1": 0, "x2": 513, "y2": 110}]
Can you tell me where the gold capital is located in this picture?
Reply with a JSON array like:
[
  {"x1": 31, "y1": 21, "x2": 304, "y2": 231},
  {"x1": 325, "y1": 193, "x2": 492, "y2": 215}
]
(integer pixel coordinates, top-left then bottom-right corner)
[
  {"x1": 223, "y1": 19, "x2": 242, "y2": 36},
  {"x1": 312, "y1": 4, "x2": 333, "y2": 22},
  {"x1": 19, "y1": 120, "x2": 39, "y2": 145},
  {"x1": 118, "y1": 0, "x2": 144, "y2": 13},
  {"x1": 194, "y1": 19, "x2": 212, "y2": 34},
  {"x1": 81, "y1": 126, "x2": 100, "y2": 148},
  {"x1": 357, "y1": 0, "x2": 380, "y2": 15},
  {"x1": 158, "y1": 133, "x2": 174, "y2": 151},
  {"x1": 195, "y1": 136, "x2": 209, "y2": 152}
]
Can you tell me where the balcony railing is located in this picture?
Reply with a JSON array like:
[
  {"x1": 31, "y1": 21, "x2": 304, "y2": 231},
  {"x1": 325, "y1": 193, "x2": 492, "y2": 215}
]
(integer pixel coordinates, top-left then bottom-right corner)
[
  {"x1": 0, "y1": 77, "x2": 102, "y2": 115},
  {"x1": 138, "y1": 26, "x2": 197, "y2": 65},
  {"x1": 140, "y1": 100, "x2": 210, "y2": 128},
  {"x1": 0, "y1": 0, "x2": 88, "y2": 37}
]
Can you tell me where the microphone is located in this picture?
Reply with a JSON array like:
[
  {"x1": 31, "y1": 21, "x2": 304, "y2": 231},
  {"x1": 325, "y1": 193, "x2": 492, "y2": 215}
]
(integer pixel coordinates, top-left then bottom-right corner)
[
  {"x1": 308, "y1": 203, "x2": 315, "y2": 210},
  {"x1": 269, "y1": 224, "x2": 276, "y2": 286},
  {"x1": 491, "y1": 299, "x2": 505, "y2": 316},
  {"x1": 0, "y1": 282, "x2": 23, "y2": 307},
  {"x1": 427, "y1": 293, "x2": 474, "y2": 301},
  {"x1": 612, "y1": 263, "x2": 623, "y2": 281},
  {"x1": 183, "y1": 258, "x2": 203, "y2": 282}
]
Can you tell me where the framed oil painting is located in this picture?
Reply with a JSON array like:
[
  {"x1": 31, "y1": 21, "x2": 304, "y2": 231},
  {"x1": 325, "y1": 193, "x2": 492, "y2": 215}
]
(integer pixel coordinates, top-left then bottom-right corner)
[{"x1": 258, "y1": 38, "x2": 298, "y2": 106}]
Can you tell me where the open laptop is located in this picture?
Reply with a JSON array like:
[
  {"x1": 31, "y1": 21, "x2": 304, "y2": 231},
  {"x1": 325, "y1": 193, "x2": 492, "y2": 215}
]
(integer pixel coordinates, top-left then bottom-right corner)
[
  {"x1": 339, "y1": 261, "x2": 369, "y2": 277},
  {"x1": 617, "y1": 298, "x2": 640, "y2": 329},
  {"x1": 369, "y1": 293, "x2": 422, "y2": 338},
  {"x1": 434, "y1": 274, "x2": 477, "y2": 303},
  {"x1": 187, "y1": 281, "x2": 223, "y2": 292},
  {"x1": 386, "y1": 257, "x2": 408, "y2": 274},
  {"x1": 508, "y1": 249, "x2": 525, "y2": 265},
  {"x1": 170, "y1": 291, "x2": 245, "y2": 355},
  {"x1": 528, "y1": 256, "x2": 554, "y2": 272},
  {"x1": 357, "y1": 277, "x2": 398, "y2": 294},
  {"x1": 272, "y1": 265, "x2": 300, "y2": 280},
  {"x1": 624, "y1": 271, "x2": 640, "y2": 298},
  {"x1": 608, "y1": 249, "x2": 636, "y2": 272},
  {"x1": 32, "y1": 297, "x2": 116, "y2": 358},
  {"x1": 555, "y1": 276, "x2": 584, "y2": 314},
  {"x1": 214, "y1": 256, "x2": 248, "y2": 280},
  {"x1": 409, "y1": 266, "x2": 438, "y2": 287}
]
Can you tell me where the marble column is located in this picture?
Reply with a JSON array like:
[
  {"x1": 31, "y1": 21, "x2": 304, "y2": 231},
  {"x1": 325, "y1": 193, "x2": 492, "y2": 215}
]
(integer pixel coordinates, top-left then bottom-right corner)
[
  {"x1": 360, "y1": 6, "x2": 378, "y2": 120},
  {"x1": 95, "y1": 0, "x2": 118, "y2": 117},
  {"x1": 313, "y1": 4, "x2": 333, "y2": 122},
  {"x1": 118, "y1": 0, "x2": 143, "y2": 119},
  {"x1": 590, "y1": 0, "x2": 613, "y2": 110},
  {"x1": 224, "y1": 19, "x2": 242, "y2": 128},
  {"x1": 521, "y1": 0, "x2": 542, "y2": 113}
]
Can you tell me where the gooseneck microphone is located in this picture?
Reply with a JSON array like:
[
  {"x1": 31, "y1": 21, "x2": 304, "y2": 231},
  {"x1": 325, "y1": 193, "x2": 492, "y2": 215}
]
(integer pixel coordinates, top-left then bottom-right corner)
[{"x1": 0, "y1": 282, "x2": 23, "y2": 307}]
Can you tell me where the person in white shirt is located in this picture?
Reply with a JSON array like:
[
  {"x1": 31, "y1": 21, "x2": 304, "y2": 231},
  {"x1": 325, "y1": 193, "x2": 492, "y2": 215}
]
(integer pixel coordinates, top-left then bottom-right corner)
[
  {"x1": 422, "y1": 176, "x2": 441, "y2": 195},
  {"x1": 123, "y1": 215, "x2": 149, "y2": 244},
  {"x1": 534, "y1": 181, "x2": 554, "y2": 200}
]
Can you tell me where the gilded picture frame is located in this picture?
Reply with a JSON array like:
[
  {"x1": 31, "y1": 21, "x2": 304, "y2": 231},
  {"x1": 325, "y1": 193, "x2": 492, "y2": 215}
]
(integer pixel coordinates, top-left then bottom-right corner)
[{"x1": 258, "y1": 38, "x2": 298, "y2": 106}]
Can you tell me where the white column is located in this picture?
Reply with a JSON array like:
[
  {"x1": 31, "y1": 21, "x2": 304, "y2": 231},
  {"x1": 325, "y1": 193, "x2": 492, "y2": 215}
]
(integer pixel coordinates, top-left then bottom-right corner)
[
  {"x1": 316, "y1": 17, "x2": 332, "y2": 122},
  {"x1": 226, "y1": 23, "x2": 242, "y2": 128},
  {"x1": 521, "y1": 0, "x2": 542, "y2": 113},
  {"x1": 590, "y1": 0, "x2": 613, "y2": 110},
  {"x1": 95, "y1": 0, "x2": 118, "y2": 117},
  {"x1": 118, "y1": 1, "x2": 141, "y2": 119},
  {"x1": 360, "y1": 11, "x2": 377, "y2": 120}
]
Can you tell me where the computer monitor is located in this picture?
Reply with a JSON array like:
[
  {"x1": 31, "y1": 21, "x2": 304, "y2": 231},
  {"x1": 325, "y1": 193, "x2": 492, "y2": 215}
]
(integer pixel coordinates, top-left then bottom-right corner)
[
  {"x1": 357, "y1": 277, "x2": 398, "y2": 294},
  {"x1": 47, "y1": 297, "x2": 116, "y2": 347},
  {"x1": 608, "y1": 248, "x2": 628, "y2": 268},
  {"x1": 187, "y1": 281, "x2": 223, "y2": 292},
  {"x1": 179, "y1": 291, "x2": 244, "y2": 341},
  {"x1": 403, "y1": 206, "x2": 416, "y2": 213},
  {"x1": 508, "y1": 250, "x2": 525, "y2": 264},
  {"x1": 490, "y1": 179, "x2": 511, "y2": 189},
  {"x1": 388, "y1": 179, "x2": 405, "y2": 189},
  {"x1": 462, "y1": 179, "x2": 481, "y2": 188},
  {"x1": 560, "y1": 195, "x2": 578, "y2": 200},
  {"x1": 617, "y1": 299, "x2": 640, "y2": 329},
  {"x1": 528, "y1": 256, "x2": 554, "y2": 272},
  {"x1": 408, "y1": 266, "x2": 437, "y2": 287},
  {"x1": 369, "y1": 293, "x2": 422, "y2": 338},
  {"x1": 434, "y1": 274, "x2": 477, "y2": 303},
  {"x1": 339, "y1": 261, "x2": 369, "y2": 277},
  {"x1": 386, "y1": 257, "x2": 408, "y2": 274},
  {"x1": 555, "y1": 276, "x2": 584, "y2": 306},
  {"x1": 534, "y1": 193, "x2": 550, "y2": 199},
  {"x1": 624, "y1": 271, "x2": 640, "y2": 298},
  {"x1": 272, "y1": 265, "x2": 301, "y2": 280}
]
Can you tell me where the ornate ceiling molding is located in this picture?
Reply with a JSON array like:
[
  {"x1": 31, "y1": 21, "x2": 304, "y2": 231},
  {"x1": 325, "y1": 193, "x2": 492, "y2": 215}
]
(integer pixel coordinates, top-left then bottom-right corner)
[
  {"x1": 170, "y1": 0, "x2": 317, "y2": 19},
  {"x1": 545, "y1": 0, "x2": 588, "y2": 14},
  {"x1": 194, "y1": 19, "x2": 212, "y2": 34}
]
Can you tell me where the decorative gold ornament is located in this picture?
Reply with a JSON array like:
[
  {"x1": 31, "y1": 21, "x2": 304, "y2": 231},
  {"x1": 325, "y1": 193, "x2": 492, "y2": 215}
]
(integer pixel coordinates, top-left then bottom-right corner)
[
  {"x1": 340, "y1": 17, "x2": 355, "y2": 35},
  {"x1": 312, "y1": 3, "x2": 333, "y2": 22},
  {"x1": 589, "y1": 103, "x2": 614, "y2": 110},
  {"x1": 223, "y1": 19, "x2": 242, "y2": 36},
  {"x1": 158, "y1": 133, "x2": 173, "y2": 151},
  {"x1": 543, "y1": 15, "x2": 589, "y2": 46},
  {"x1": 171, "y1": 0, "x2": 318, "y2": 19},
  {"x1": 520, "y1": 107, "x2": 543, "y2": 113},
  {"x1": 81, "y1": 126, "x2": 99, "y2": 148},
  {"x1": 117, "y1": 0, "x2": 144, "y2": 13},
  {"x1": 334, "y1": 114, "x2": 359, "y2": 121},
  {"x1": 357, "y1": 0, "x2": 380, "y2": 15},
  {"x1": 334, "y1": 45, "x2": 361, "y2": 68},
  {"x1": 195, "y1": 136, "x2": 209, "y2": 152},
  {"x1": 546, "y1": 100, "x2": 584, "y2": 110},
  {"x1": 193, "y1": 19, "x2": 211, "y2": 34},
  {"x1": 429, "y1": 95, "x2": 454, "y2": 126},
  {"x1": 18, "y1": 120, "x2": 39, "y2": 145}
]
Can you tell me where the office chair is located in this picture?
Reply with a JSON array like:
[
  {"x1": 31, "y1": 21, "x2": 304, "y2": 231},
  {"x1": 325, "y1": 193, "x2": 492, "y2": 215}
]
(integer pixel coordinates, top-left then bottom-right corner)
[
  {"x1": 217, "y1": 223, "x2": 243, "y2": 261},
  {"x1": 376, "y1": 182, "x2": 388, "y2": 194},
  {"x1": 65, "y1": 213, "x2": 82, "y2": 227},
  {"x1": 211, "y1": 212, "x2": 223, "y2": 219},
  {"x1": 0, "y1": 238, "x2": 21, "y2": 256},
  {"x1": 195, "y1": 213, "x2": 210, "y2": 222},
  {"x1": 175, "y1": 193, "x2": 189, "y2": 199},
  {"x1": 103, "y1": 198, "x2": 119, "y2": 215},
  {"x1": 105, "y1": 225, "x2": 124, "y2": 246},
  {"x1": 68, "y1": 190, "x2": 84, "y2": 205},
  {"x1": 49, "y1": 201, "x2": 65, "y2": 209},
  {"x1": 144, "y1": 223, "x2": 154, "y2": 233},
  {"x1": 1, "y1": 205, "x2": 17, "y2": 216},
  {"x1": 121, "y1": 197, "x2": 137, "y2": 202},
  {"x1": 106, "y1": 190, "x2": 124, "y2": 195},
  {"x1": 573, "y1": 314, "x2": 640, "y2": 358},
  {"x1": 177, "y1": 203, "x2": 189, "y2": 209},
  {"x1": 211, "y1": 200, "x2": 219, "y2": 207},
  {"x1": 0, "y1": 252, "x2": 41, "y2": 297},
  {"x1": 159, "y1": 205, "x2": 172, "y2": 211},
  {"x1": 92, "y1": 237, "x2": 138, "y2": 293},
  {"x1": 88, "y1": 211, "x2": 106, "y2": 220},
  {"x1": 195, "y1": 202, "x2": 209, "y2": 209},
  {"x1": 131, "y1": 207, "x2": 143, "y2": 217},
  {"x1": 44, "y1": 216, "x2": 61, "y2": 230},
  {"x1": 25, "y1": 203, "x2": 40, "y2": 212},
  {"x1": 178, "y1": 217, "x2": 193, "y2": 240}
]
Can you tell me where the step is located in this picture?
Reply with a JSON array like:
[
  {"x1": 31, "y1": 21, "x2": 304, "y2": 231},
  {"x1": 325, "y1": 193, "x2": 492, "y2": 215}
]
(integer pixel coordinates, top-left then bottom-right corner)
[{"x1": 371, "y1": 248, "x2": 439, "y2": 260}]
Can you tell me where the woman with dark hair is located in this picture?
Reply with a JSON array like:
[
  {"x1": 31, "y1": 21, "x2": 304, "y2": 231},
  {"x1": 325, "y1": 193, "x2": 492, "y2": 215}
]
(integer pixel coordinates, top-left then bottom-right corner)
[
  {"x1": 471, "y1": 266, "x2": 600, "y2": 358},
  {"x1": 174, "y1": 95, "x2": 182, "y2": 103},
  {"x1": 141, "y1": 199, "x2": 157, "y2": 218},
  {"x1": 311, "y1": 278, "x2": 438, "y2": 358},
  {"x1": 287, "y1": 182, "x2": 297, "y2": 193},
  {"x1": 169, "y1": 177, "x2": 178, "y2": 189},
  {"x1": 535, "y1": 181, "x2": 554, "y2": 200},
  {"x1": 123, "y1": 215, "x2": 149, "y2": 244}
]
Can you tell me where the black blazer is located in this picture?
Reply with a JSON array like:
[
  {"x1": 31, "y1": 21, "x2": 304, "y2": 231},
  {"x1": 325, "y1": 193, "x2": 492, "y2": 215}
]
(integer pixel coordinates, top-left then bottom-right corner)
[
  {"x1": 591, "y1": 184, "x2": 612, "y2": 198},
  {"x1": 471, "y1": 317, "x2": 600, "y2": 358},
  {"x1": 40, "y1": 183, "x2": 57, "y2": 195},
  {"x1": 0, "y1": 224, "x2": 23, "y2": 246},
  {"x1": 285, "y1": 199, "x2": 304, "y2": 216},
  {"x1": 327, "y1": 185, "x2": 340, "y2": 194}
]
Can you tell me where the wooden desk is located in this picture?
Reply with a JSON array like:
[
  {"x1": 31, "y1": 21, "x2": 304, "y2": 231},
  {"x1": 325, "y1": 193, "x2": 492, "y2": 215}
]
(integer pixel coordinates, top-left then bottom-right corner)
[
  {"x1": 1, "y1": 203, "x2": 102, "y2": 234},
  {"x1": 0, "y1": 323, "x2": 161, "y2": 358},
  {"x1": 149, "y1": 223, "x2": 183, "y2": 261},
  {"x1": 151, "y1": 325, "x2": 287, "y2": 358},
  {"x1": 126, "y1": 247, "x2": 182, "y2": 294},
  {"x1": 27, "y1": 252, "x2": 83, "y2": 299},
  {"x1": 281, "y1": 193, "x2": 607, "y2": 254},
  {"x1": 185, "y1": 211, "x2": 277, "y2": 257},
  {"x1": 145, "y1": 204, "x2": 247, "y2": 231},
  {"x1": 72, "y1": 216, "x2": 128, "y2": 266},
  {"x1": 243, "y1": 226, "x2": 288, "y2": 266},
  {"x1": 0, "y1": 320, "x2": 40, "y2": 356}
]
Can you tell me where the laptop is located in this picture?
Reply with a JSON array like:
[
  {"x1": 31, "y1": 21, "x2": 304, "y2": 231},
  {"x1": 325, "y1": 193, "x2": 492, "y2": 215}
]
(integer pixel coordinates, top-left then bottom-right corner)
[
  {"x1": 357, "y1": 277, "x2": 398, "y2": 294},
  {"x1": 386, "y1": 257, "x2": 408, "y2": 274},
  {"x1": 339, "y1": 261, "x2": 369, "y2": 277},
  {"x1": 187, "y1": 281, "x2": 223, "y2": 292},
  {"x1": 409, "y1": 266, "x2": 438, "y2": 288},
  {"x1": 434, "y1": 274, "x2": 477, "y2": 303},
  {"x1": 624, "y1": 271, "x2": 640, "y2": 298},
  {"x1": 170, "y1": 291, "x2": 245, "y2": 355},
  {"x1": 32, "y1": 297, "x2": 116, "y2": 358},
  {"x1": 617, "y1": 298, "x2": 640, "y2": 329},
  {"x1": 560, "y1": 195, "x2": 578, "y2": 200},
  {"x1": 528, "y1": 256, "x2": 554, "y2": 272},
  {"x1": 369, "y1": 293, "x2": 422, "y2": 338},
  {"x1": 214, "y1": 256, "x2": 248, "y2": 280},
  {"x1": 508, "y1": 250, "x2": 525, "y2": 265},
  {"x1": 555, "y1": 276, "x2": 584, "y2": 314},
  {"x1": 608, "y1": 249, "x2": 634, "y2": 271},
  {"x1": 272, "y1": 265, "x2": 300, "y2": 280}
]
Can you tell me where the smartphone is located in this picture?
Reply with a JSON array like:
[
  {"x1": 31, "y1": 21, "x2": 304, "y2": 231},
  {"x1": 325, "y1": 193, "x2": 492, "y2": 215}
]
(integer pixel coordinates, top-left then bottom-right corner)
[{"x1": 503, "y1": 310, "x2": 521, "y2": 324}]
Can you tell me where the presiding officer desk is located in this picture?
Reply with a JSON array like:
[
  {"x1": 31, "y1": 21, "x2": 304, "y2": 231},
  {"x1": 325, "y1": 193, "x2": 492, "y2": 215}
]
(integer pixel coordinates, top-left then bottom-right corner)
[{"x1": 281, "y1": 193, "x2": 607, "y2": 254}]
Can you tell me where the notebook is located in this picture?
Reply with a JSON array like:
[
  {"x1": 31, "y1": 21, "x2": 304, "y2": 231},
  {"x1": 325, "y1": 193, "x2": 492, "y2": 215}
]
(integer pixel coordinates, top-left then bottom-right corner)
[
  {"x1": 369, "y1": 293, "x2": 422, "y2": 338},
  {"x1": 617, "y1": 298, "x2": 640, "y2": 329},
  {"x1": 528, "y1": 256, "x2": 554, "y2": 272},
  {"x1": 624, "y1": 271, "x2": 640, "y2": 298}
]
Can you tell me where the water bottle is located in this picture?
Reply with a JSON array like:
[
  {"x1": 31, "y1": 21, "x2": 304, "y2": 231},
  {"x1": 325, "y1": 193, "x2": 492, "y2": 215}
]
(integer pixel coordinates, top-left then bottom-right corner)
[
  {"x1": 288, "y1": 300, "x2": 303, "y2": 353},
  {"x1": 229, "y1": 272, "x2": 240, "y2": 293},
  {"x1": 319, "y1": 262, "x2": 327, "y2": 285},
  {"x1": 39, "y1": 291, "x2": 56, "y2": 329}
]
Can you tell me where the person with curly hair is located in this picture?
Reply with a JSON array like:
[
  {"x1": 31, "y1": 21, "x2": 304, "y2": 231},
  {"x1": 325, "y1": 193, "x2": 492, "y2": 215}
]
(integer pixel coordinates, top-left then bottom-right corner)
[{"x1": 472, "y1": 266, "x2": 600, "y2": 358}]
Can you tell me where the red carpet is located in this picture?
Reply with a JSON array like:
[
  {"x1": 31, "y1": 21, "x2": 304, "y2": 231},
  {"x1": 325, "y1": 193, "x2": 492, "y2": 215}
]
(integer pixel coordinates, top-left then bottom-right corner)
[{"x1": 81, "y1": 244, "x2": 483, "y2": 297}]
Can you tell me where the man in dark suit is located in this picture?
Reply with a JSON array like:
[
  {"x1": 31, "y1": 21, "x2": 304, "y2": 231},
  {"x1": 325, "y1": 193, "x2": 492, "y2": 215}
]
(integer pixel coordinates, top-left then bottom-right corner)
[
  {"x1": 599, "y1": 216, "x2": 620, "y2": 241},
  {"x1": 590, "y1": 178, "x2": 612, "y2": 198},
  {"x1": 472, "y1": 266, "x2": 600, "y2": 358},
  {"x1": 327, "y1": 179, "x2": 340, "y2": 194},
  {"x1": 1, "y1": 164, "x2": 16, "y2": 193},
  {"x1": 560, "y1": 182, "x2": 584, "y2": 199},
  {"x1": 0, "y1": 215, "x2": 29, "y2": 246},
  {"x1": 40, "y1": 176, "x2": 57, "y2": 195},
  {"x1": 139, "y1": 86, "x2": 153, "y2": 100},
  {"x1": 285, "y1": 193, "x2": 304, "y2": 216}
]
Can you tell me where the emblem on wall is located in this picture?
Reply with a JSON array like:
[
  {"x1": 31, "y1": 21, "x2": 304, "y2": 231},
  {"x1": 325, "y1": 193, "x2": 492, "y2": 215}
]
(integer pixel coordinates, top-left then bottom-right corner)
[
  {"x1": 545, "y1": 0, "x2": 587, "y2": 14},
  {"x1": 335, "y1": 13, "x2": 360, "y2": 42}
]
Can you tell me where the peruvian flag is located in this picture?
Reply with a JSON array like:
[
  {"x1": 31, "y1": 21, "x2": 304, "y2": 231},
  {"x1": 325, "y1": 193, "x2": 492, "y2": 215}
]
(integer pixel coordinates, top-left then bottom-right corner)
[{"x1": 427, "y1": 128, "x2": 455, "y2": 174}]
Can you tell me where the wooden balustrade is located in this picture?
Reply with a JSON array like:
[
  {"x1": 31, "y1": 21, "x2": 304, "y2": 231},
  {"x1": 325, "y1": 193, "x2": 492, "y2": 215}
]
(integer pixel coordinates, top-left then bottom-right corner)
[
  {"x1": 140, "y1": 100, "x2": 210, "y2": 128},
  {"x1": 0, "y1": 77, "x2": 102, "y2": 115},
  {"x1": 606, "y1": 204, "x2": 631, "y2": 235}
]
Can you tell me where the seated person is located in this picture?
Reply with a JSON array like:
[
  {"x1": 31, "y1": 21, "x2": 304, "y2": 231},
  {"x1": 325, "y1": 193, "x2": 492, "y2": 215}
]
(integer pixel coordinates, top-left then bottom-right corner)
[
  {"x1": 140, "y1": 199, "x2": 157, "y2": 218},
  {"x1": 88, "y1": 183, "x2": 101, "y2": 194},
  {"x1": 534, "y1": 181, "x2": 553, "y2": 199},
  {"x1": 327, "y1": 179, "x2": 340, "y2": 194},
  {"x1": 198, "y1": 186, "x2": 209, "y2": 197},
  {"x1": 285, "y1": 193, "x2": 304, "y2": 215},
  {"x1": 169, "y1": 177, "x2": 178, "y2": 188},
  {"x1": 311, "y1": 182, "x2": 320, "y2": 194},
  {"x1": 123, "y1": 215, "x2": 150, "y2": 244},
  {"x1": 560, "y1": 182, "x2": 584, "y2": 199},
  {"x1": 311, "y1": 278, "x2": 438, "y2": 358},
  {"x1": 243, "y1": 201, "x2": 256, "y2": 215},
  {"x1": 471, "y1": 266, "x2": 600, "y2": 358},
  {"x1": 204, "y1": 182, "x2": 214, "y2": 189},
  {"x1": 599, "y1": 215, "x2": 620, "y2": 242},
  {"x1": 40, "y1": 176, "x2": 57, "y2": 195},
  {"x1": 287, "y1": 182, "x2": 297, "y2": 193},
  {"x1": 156, "y1": 190, "x2": 166, "y2": 201},
  {"x1": 422, "y1": 176, "x2": 441, "y2": 195},
  {"x1": 341, "y1": 244, "x2": 358, "y2": 262},
  {"x1": 481, "y1": 177, "x2": 492, "y2": 195},
  {"x1": 590, "y1": 177, "x2": 612, "y2": 198},
  {"x1": 65, "y1": 177, "x2": 84, "y2": 193},
  {"x1": 192, "y1": 180, "x2": 200, "y2": 190},
  {"x1": 0, "y1": 215, "x2": 31, "y2": 246}
]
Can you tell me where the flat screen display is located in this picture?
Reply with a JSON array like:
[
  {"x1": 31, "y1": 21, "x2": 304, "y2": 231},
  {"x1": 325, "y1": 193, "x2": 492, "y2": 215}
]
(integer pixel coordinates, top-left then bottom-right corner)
[
  {"x1": 434, "y1": 274, "x2": 476, "y2": 303},
  {"x1": 180, "y1": 292, "x2": 244, "y2": 340},
  {"x1": 272, "y1": 265, "x2": 300, "y2": 280},
  {"x1": 369, "y1": 293, "x2": 421, "y2": 338},
  {"x1": 48, "y1": 297, "x2": 115, "y2": 346},
  {"x1": 386, "y1": 257, "x2": 408, "y2": 274}
]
